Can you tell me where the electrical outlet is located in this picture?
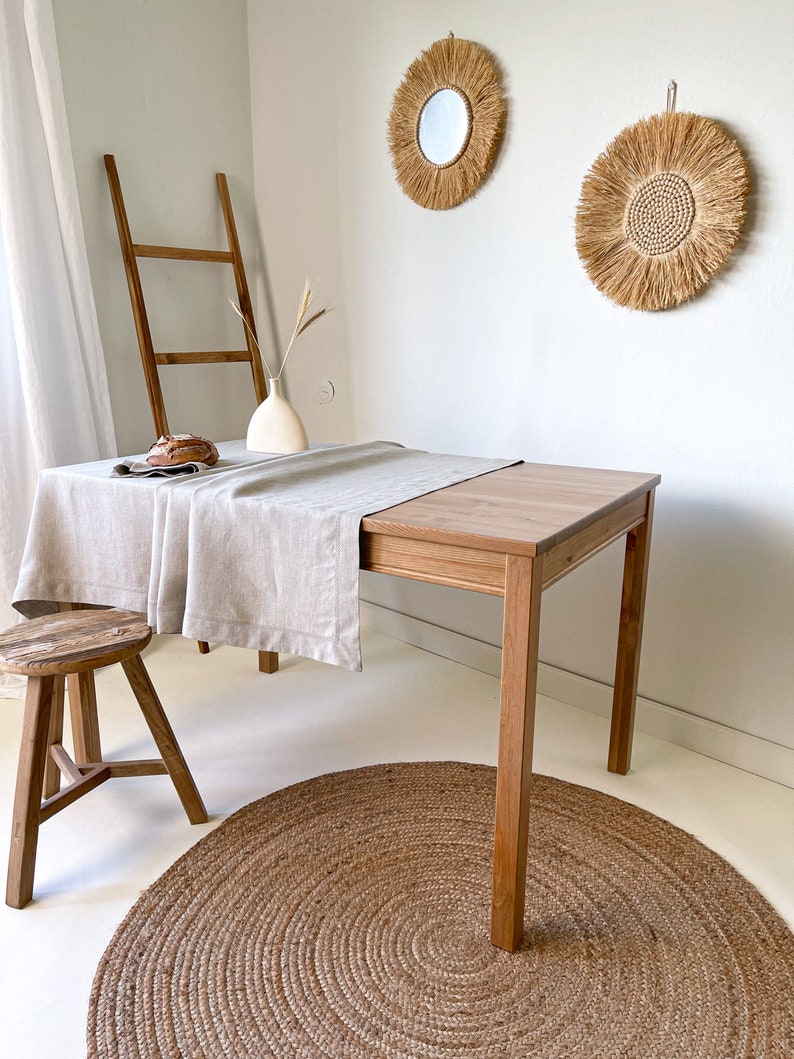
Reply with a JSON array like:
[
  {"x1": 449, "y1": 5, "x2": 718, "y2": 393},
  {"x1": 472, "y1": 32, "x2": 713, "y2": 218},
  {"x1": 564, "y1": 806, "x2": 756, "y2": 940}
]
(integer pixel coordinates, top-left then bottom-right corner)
[{"x1": 318, "y1": 380, "x2": 335, "y2": 405}]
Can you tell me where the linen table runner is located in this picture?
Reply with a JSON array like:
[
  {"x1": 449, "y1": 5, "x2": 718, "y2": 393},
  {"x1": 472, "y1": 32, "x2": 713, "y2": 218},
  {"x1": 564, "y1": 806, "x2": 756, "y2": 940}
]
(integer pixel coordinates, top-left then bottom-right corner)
[{"x1": 158, "y1": 441, "x2": 516, "y2": 669}]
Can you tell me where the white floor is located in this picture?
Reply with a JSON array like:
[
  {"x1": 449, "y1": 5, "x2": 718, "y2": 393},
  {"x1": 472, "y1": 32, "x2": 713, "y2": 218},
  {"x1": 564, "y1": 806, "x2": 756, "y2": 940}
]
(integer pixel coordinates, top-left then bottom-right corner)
[{"x1": 1, "y1": 626, "x2": 793, "y2": 1059}]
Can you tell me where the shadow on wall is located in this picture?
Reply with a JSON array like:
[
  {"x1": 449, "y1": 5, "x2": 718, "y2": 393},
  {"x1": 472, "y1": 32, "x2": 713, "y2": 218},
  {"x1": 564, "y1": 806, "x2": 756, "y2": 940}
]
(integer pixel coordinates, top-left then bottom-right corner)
[{"x1": 644, "y1": 493, "x2": 794, "y2": 742}]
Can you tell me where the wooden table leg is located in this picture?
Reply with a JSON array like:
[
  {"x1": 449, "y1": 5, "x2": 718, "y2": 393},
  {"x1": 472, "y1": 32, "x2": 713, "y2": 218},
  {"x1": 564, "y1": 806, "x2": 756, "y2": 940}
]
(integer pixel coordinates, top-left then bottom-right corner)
[
  {"x1": 57, "y1": 603, "x2": 102, "y2": 765},
  {"x1": 42, "y1": 678, "x2": 65, "y2": 799},
  {"x1": 490, "y1": 553, "x2": 543, "y2": 952},
  {"x1": 67, "y1": 670, "x2": 102, "y2": 765},
  {"x1": 258, "y1": 651, "x2": 279, "y2": 674},
  {"x1": 608, "y1": 490, "x2": 655, "y2": 775}
]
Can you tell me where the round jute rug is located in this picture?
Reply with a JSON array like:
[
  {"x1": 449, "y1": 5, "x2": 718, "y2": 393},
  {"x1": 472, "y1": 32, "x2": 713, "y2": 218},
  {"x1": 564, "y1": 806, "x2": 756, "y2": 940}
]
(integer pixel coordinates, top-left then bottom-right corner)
[{"x1": 88, "y1": 762, "x2": 794, "y2": 1058}]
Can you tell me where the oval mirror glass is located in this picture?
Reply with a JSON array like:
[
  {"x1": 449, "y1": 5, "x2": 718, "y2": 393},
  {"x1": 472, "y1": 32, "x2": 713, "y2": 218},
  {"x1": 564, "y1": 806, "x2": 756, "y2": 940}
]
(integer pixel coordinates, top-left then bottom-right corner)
[{"x1": 417, "y1": 88, "x2": 471, "y2": 166}]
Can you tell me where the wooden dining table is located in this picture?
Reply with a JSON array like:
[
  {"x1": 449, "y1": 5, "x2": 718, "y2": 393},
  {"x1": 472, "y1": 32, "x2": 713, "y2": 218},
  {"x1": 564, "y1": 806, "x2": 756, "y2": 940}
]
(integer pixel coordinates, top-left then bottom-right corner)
[
  {"x1": 360, "y1": 461, "x2": 659, "y2": 951},
  {"x1": 14, "y1": 449, "x2": 659, "y2": 952}
]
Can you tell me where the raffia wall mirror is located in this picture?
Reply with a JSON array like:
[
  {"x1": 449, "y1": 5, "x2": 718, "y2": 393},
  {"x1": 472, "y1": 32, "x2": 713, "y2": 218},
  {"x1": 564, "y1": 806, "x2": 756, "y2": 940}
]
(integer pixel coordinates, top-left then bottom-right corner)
[{"x1": 388, "y1": 35, "x2": 506, "y2": 210}]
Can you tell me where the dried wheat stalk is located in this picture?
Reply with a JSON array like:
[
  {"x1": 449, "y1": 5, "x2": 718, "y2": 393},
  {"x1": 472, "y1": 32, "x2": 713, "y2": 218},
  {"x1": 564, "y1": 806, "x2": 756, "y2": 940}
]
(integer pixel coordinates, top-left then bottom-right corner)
[{"x1": 230, "y1": 279, "x2": 328, "y2": 382}]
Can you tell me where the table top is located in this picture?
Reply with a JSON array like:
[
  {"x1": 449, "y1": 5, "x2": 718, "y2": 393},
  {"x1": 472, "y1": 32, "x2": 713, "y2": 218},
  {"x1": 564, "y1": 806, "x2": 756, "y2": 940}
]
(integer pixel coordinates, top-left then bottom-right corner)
[{"x1": 362, "y1": 462, "x2": 661, "y2": 557}]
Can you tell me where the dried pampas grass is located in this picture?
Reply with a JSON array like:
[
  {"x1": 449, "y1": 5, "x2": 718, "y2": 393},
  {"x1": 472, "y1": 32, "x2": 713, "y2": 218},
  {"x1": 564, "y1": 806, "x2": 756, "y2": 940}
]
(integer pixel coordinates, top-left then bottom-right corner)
[
  {"x1": 576, "y1": 111, "x2": 750, "y2": 310},
  {"x1": 388, "y1": 36, "x2": 506, "y2": 210}
]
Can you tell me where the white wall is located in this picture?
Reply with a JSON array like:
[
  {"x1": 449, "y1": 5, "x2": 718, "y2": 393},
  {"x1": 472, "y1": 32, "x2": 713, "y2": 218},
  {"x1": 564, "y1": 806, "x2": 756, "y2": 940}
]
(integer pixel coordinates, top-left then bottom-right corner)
[
  {"x1": 246, "y1": 0, "x2": 794, "y2": 756},
  {"x1": 53, "y1": 0, "x2": 260, "y2": 456},
  {"x1": 53, "y1": 1, "x2": 794, "y2": 766}
]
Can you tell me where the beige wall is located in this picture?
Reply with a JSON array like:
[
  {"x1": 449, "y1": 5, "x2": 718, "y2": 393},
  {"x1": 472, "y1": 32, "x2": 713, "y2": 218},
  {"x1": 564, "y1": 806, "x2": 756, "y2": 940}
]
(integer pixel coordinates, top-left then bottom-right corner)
[
  {"x1": 53, "y1": 0, "x2": 259, "y2": 456},
  {"x1": 246, "y1": 0, "x2": 794, "y2": 756},
  {"x1": 53, "y1": 1, "x2": 794, "y2": 761}
]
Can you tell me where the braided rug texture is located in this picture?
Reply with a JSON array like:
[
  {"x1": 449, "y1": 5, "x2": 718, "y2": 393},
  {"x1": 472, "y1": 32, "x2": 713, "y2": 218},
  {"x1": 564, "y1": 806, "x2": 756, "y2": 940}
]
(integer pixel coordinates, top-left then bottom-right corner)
[{"x1": 88, "y1": 762, "x2": 794, "y2": 1058}]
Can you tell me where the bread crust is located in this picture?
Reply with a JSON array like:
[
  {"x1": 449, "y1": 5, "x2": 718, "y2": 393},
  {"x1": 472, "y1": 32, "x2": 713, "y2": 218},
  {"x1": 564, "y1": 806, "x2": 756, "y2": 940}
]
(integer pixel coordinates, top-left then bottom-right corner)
[{"x1": 146, "y1": 433, "x2": 219, "y2": 467}]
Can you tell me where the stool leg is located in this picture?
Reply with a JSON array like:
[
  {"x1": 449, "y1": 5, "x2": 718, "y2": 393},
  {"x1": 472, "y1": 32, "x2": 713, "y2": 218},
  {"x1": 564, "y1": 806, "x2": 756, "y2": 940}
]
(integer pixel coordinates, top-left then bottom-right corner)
[
  {"x1": 67, "y1": 670, "x2": 102, "y2": 765},
  {"x1": 42, "y1": 678, "x2": 65, "y2": 800},
  {"x1": 60, "y1": 601, "x2": 102, "y2": 766},
  {"x1": 7, "y1": 675, "x2": 55, "y2": 908},
  {"x1": 120, "y1": 654, "x2": 207, "y2": 824}
]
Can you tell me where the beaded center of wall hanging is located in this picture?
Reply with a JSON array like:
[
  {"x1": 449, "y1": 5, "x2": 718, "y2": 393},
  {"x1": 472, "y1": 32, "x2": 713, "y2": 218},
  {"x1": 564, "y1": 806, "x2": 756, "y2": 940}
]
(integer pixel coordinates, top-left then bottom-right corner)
[{"x1": 624, "y1": 172, "x2": 696, "y2": 256}]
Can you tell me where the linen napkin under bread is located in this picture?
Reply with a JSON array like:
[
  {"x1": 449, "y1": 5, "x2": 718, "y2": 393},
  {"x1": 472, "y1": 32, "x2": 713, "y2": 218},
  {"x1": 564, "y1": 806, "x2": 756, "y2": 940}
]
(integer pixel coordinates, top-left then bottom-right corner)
[{"x1": 111, "y1": 460, "x2": 211, "y2": 477}]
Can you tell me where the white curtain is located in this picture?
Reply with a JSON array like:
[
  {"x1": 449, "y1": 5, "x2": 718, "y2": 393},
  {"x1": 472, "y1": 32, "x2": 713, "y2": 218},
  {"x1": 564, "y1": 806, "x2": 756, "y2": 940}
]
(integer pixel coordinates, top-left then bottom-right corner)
[{"x1": 0, "y1": 0, "x2": 117, "y2": 693}]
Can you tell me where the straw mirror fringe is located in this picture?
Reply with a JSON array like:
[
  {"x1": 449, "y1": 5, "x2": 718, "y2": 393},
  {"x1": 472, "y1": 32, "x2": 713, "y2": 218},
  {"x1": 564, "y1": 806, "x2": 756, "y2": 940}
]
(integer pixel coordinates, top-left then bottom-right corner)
[
  {"x1": 88, "y1": 762, "x2": 794, "y2": 1059},
  {"x1": 388, "y1": 36, "x2": 506, "y2": 210},
  {"x1": 575, "y1": 111, "x2": 750, "y2": 310}
]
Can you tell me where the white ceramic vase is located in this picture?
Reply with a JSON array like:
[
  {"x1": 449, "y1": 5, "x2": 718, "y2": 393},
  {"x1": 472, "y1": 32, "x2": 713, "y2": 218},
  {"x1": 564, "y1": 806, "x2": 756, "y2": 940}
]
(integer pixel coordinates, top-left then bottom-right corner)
[{"x1": 246, "y1": 377, "x2": 309, "y2": 454}]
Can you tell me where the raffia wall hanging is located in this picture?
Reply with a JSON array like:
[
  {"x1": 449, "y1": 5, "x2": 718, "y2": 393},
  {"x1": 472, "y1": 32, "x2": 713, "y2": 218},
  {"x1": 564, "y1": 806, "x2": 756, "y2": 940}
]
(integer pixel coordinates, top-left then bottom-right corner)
[
  {"x1": 575, "y1": 94, "x2": 750, "y2": 311},
  {"x1": 388, "y1": 35, "x2": 506, "y2": 210}
]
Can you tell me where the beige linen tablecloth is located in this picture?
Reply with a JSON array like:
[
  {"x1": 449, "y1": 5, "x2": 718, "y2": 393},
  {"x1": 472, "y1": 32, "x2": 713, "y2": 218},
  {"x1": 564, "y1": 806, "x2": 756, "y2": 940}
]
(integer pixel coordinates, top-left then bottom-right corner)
[
  {"x1": 14, "y1": 440, "x2": 516, "y2": 670},
  {"x1": 13, "y1": 440, "x2": 277, "y2": 619}
]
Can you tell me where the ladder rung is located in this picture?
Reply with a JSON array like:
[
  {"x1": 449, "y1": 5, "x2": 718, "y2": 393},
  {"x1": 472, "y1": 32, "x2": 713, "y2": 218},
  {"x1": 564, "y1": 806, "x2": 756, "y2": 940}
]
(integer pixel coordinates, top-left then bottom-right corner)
[
  {"x1": 133, "y1": 243, "x2": 234, "y2": 263},
  {"x1": 154, "y1": 350, "x2": 253, "y2": 365}
]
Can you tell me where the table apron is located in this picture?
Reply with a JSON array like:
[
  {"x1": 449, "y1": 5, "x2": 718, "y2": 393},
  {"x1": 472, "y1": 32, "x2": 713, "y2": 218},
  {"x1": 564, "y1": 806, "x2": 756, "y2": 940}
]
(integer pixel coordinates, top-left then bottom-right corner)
[
  {"x1": 360, "y1": 533, "x2": 507, "y2": 595},
  {"x1": 359, "y1": 491, "x2": 650, "y2": 597},
  {"x1": 541, "y1": 493, "x2": 649, "y2": 589}
]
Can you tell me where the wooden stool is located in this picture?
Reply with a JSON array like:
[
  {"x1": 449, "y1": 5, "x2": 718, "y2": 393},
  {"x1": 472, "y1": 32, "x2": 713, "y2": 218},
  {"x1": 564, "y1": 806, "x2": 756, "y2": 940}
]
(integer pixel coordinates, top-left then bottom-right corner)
[{"x1": 0, "y1": 608, "x2": 207, "y2": 908}]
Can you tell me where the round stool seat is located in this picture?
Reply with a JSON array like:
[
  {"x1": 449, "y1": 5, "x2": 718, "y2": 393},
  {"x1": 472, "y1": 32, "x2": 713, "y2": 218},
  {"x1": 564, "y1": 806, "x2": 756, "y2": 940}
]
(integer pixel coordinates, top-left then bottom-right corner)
[{"x1": 0, "y1": 609, "x2": 151, "y2": 677}]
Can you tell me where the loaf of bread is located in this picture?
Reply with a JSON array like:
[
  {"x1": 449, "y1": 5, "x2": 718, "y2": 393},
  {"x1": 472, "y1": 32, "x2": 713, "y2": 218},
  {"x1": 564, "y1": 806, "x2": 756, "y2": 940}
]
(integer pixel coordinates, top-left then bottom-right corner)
[{"x1": 145, "y1": 433, "x2": 219, "y2": 467}]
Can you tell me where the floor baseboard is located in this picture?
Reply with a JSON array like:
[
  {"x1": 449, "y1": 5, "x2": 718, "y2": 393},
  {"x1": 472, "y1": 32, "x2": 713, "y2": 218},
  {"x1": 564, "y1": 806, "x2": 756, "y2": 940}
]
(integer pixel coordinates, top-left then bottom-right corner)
[{"x1": 360, "y1": 602, "x2": 794, "y2": 790}]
